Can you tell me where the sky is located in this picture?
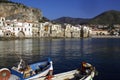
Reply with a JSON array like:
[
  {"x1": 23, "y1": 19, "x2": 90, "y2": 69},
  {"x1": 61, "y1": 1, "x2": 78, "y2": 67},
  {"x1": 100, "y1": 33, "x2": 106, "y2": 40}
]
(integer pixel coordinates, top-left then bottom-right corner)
[{"x1": 11, "y1": 0, "x2": 120, "y2": 20}]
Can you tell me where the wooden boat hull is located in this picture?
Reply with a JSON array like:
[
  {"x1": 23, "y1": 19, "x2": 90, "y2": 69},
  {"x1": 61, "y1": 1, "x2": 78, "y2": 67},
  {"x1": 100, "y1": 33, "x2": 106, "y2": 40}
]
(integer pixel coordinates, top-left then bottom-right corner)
[
  {"x1": 37, "y1": 63, "x2": 96, "y2": 80},
  {"x1": 53, "y1": 68, "x2": 95, "y2": 80},
  {"x1": 9, "y1": 65, "x2": 52, "y2": 80},
  {"x1": 1, "y1": 58, "x2": 53, "y2": 80}
]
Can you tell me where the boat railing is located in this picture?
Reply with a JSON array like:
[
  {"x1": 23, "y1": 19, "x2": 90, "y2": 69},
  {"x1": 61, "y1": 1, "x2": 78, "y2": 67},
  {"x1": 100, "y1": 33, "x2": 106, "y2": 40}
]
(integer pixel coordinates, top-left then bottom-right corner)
[
  {"x1": 12, "y1": 67, "x2": 18, "y2": 71},
  {"x1": 12, "y1": 66, "x2": 22, "y2": 73},
  {"x1": 80, "y1": 66, "x2": 95, "y2": 79},
  {"x1": 42, "y1": 63, "x2": 51, "y2": 71},
  {"x1": 11, "y1": 68, "x2": 24, "y2": 79}
]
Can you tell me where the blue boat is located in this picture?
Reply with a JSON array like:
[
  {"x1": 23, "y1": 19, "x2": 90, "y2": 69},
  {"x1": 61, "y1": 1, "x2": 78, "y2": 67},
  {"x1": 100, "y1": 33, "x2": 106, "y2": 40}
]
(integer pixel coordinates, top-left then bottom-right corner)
[{"x1": 0, "y1": 58, "x2": 53, "y2": 80}]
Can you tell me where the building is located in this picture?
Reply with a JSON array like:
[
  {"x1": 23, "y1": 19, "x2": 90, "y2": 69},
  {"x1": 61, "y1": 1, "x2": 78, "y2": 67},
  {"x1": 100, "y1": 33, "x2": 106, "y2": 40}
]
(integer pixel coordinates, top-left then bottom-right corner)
[
  {"x1": 0, "y1": 17, "x2": 5, "y2": 27},
  {"x1": 0, "y1": 17, "x2": 92, "y2": 38},
  {"x1": 50, "y1": 24, "x2": 63, "y2": 38},
  {"x1": 39, "y1": 22, "x2": 51, "y2": 38},
  {"x1": 0, "y1": 18, "x2": 33, "y2": 38}
]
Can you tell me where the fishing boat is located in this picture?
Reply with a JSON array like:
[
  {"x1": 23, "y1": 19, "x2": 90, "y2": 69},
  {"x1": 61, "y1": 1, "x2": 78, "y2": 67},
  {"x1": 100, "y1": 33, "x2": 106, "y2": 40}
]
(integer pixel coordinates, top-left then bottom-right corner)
[
  {"x1": 0, "y1": 58, "x2": 53, "y2": 80},
  {"x1": 38, "y1": 62, "x2": 96, "y2": 80}
]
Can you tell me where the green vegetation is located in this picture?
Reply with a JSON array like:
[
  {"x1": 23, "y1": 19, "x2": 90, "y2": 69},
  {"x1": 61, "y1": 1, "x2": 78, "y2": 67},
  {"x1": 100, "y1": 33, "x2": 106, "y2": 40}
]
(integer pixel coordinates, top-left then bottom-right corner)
[
  {"x1": 52, "y1": 17, "x2": 90, "y2": 25},
  {"x1": 53, "y1": 10, "x2": 120, "y2": 25},
  {"x1": 0, "y1": 0, "x2": 13, "y2": 3},
  {"x1": 0, "y1": 0, "x2": 9, "y2": 1},
  {"x1": 0, "y1": 0, "x2": 28, "y2": 8},
  {"x1": 39, "y1": 17, "x2": 50, "y2": 22},
  {"x1": 89, "y1": 10, "x2": 120, "y2": 25}
]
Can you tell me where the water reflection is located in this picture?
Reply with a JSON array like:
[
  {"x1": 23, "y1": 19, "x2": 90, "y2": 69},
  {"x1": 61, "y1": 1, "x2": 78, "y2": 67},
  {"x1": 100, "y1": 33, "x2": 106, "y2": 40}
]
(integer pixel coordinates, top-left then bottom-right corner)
[
  {"x1": 0, "y1": 39, "x2": 90, "y2": 67},
  {"x1": 0, "y1": 38, "x2": 120, "y2": 80}
]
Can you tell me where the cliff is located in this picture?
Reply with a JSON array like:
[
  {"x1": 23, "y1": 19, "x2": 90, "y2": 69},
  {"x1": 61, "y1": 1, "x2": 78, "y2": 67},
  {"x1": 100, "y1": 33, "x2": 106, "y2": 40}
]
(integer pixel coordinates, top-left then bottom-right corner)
[{"x1": 0, "y1": 1, "x2": 42, "y2": 22}]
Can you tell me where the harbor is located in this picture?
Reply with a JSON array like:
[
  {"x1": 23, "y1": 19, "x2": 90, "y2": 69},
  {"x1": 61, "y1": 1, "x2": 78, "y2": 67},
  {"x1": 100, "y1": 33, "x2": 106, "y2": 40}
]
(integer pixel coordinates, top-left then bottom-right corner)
[
  {"x1": 0, "y1": 0, "x2": 120, "y2": 80},
  {"x1": 1, "y1": 58, "x2": 95, "y2": 80},
  {"x1": 0, "y1": 38, "x2": 120, "y2": 80}
]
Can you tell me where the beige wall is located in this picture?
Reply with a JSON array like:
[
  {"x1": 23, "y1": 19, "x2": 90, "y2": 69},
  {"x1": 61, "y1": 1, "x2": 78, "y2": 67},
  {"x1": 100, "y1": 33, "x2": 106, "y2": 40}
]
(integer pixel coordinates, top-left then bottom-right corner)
[{"x1": 92, "y1": 30, "x2": 109, "y2": 35}]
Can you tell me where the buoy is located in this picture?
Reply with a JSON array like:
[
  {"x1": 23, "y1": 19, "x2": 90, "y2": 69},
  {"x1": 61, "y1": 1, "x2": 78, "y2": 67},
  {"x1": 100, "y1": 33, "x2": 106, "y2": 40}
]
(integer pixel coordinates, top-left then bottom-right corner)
[{"x1": 0, "y1": 68, "x2": 11, "y2": 80}]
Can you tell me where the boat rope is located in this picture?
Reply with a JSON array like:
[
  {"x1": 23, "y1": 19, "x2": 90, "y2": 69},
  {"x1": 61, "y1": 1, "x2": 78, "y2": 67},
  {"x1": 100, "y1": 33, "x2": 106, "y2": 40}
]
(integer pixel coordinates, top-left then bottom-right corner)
[{"x1": 14, "y1": 51, "x2": 22, "y2": 60}]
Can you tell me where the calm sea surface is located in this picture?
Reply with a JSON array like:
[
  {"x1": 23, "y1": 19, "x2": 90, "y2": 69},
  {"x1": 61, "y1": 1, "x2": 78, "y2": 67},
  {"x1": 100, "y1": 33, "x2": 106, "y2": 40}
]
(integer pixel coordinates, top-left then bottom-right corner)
[{"x1": 0, "y1": 38, "x2": 120, "y2": 80}]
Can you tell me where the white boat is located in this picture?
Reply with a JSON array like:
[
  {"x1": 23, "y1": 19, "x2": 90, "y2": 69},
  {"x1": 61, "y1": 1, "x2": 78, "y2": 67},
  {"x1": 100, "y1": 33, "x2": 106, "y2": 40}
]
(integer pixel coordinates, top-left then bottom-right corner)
[
  {"x1": 0, "y1": 58, "x2": 53, "y2": 80},
  {"x1": 38, "y1": 62, "x2": 96, "y2": 80}
]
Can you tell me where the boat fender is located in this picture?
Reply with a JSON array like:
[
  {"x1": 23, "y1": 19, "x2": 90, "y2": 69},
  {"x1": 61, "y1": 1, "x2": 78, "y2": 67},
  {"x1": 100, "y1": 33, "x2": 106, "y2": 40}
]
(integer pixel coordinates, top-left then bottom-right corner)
[{"x1": 0, "y1": 68, "x2": 11, "y2": 80}]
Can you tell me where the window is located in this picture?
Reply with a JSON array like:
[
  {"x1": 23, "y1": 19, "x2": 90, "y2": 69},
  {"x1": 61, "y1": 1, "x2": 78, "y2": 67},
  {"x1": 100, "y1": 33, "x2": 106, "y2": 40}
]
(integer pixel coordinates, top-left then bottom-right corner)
[
  {"x1": 2, "y1": 19, "x2": 4, "y2": 21},
  {"x1": 29, "y1": 28, "x2": 30, "y2": 31},
  {"x1": 18, "y1": 28, "x2": 20, "y2": 30}
]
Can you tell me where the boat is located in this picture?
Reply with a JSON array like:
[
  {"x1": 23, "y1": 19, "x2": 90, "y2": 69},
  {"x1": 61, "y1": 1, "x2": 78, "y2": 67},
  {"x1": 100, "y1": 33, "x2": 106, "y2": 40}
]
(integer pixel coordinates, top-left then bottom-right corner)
[
  {"x1": 38, "y1": 62, "x2": 96, "y2": 80},
  {"x1": 0, "y1": 58, "x2": 53, "y2": 80}
]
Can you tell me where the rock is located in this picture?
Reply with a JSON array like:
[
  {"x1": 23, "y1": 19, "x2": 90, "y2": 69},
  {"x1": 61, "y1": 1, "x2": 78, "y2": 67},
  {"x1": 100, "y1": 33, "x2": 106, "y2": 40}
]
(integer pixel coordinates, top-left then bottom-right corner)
[{"x1": 0, "y1": 1, "x2": 42, "y2": 22}]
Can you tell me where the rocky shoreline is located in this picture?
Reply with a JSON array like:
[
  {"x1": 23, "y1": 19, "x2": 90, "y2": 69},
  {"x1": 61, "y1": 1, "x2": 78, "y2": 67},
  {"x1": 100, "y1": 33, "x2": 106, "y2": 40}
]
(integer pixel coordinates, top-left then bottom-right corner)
[
  {"x1": 1, "y1": 35, "x2": 120, "y2": 41},
  {"x1": 91, "y1": 35, "x2": 120, "y2": 38}
]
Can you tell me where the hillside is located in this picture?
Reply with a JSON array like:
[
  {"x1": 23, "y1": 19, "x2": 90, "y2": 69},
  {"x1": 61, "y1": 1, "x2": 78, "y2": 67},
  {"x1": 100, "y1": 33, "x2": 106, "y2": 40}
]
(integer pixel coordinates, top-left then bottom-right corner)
[
  {"x1": 53, "y1": 10, "x2": 120, "y2": 25},
  {"x1": 1, "y1": 1, "x2": 120, "y2": 25},
  {"x1": 89, "y1": 10, "x2": 120, "y2": 24},
  {"x1": 52, "y1": 17, "x2": 90, "y2": 25},
  {"x1": 0, "y1": 1, "x2": 42, "y2": 22}
]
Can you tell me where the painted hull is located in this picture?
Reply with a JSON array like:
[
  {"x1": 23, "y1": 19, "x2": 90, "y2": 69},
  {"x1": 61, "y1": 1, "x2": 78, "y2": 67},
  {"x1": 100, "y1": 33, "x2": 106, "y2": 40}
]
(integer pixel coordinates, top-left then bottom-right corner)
[
  {"x1": 25, "y1": 65, "x2": 51, "y2": 80},
  {"x1": 9, "y1": 66, "x2": 52, "y2": 80},
  {"x1": 10, "y1": 68, "x2": 95, "y2": 80},
  {"x1": 51, "y1": 68, "x2": 95, "y2": 80},
  {"x1": 8, "y1": 59, "x2": 53, "y2": 80},
  {"x1": 37, "y1": 64, "x2": 96, "y2": 80}
]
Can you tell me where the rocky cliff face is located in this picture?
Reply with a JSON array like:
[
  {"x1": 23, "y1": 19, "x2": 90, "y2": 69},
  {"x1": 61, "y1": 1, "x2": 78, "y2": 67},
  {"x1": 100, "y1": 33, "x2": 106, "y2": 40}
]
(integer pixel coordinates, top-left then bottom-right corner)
[{"x1": 0, "y1": 1, "x2": 42, "y2": 22}]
